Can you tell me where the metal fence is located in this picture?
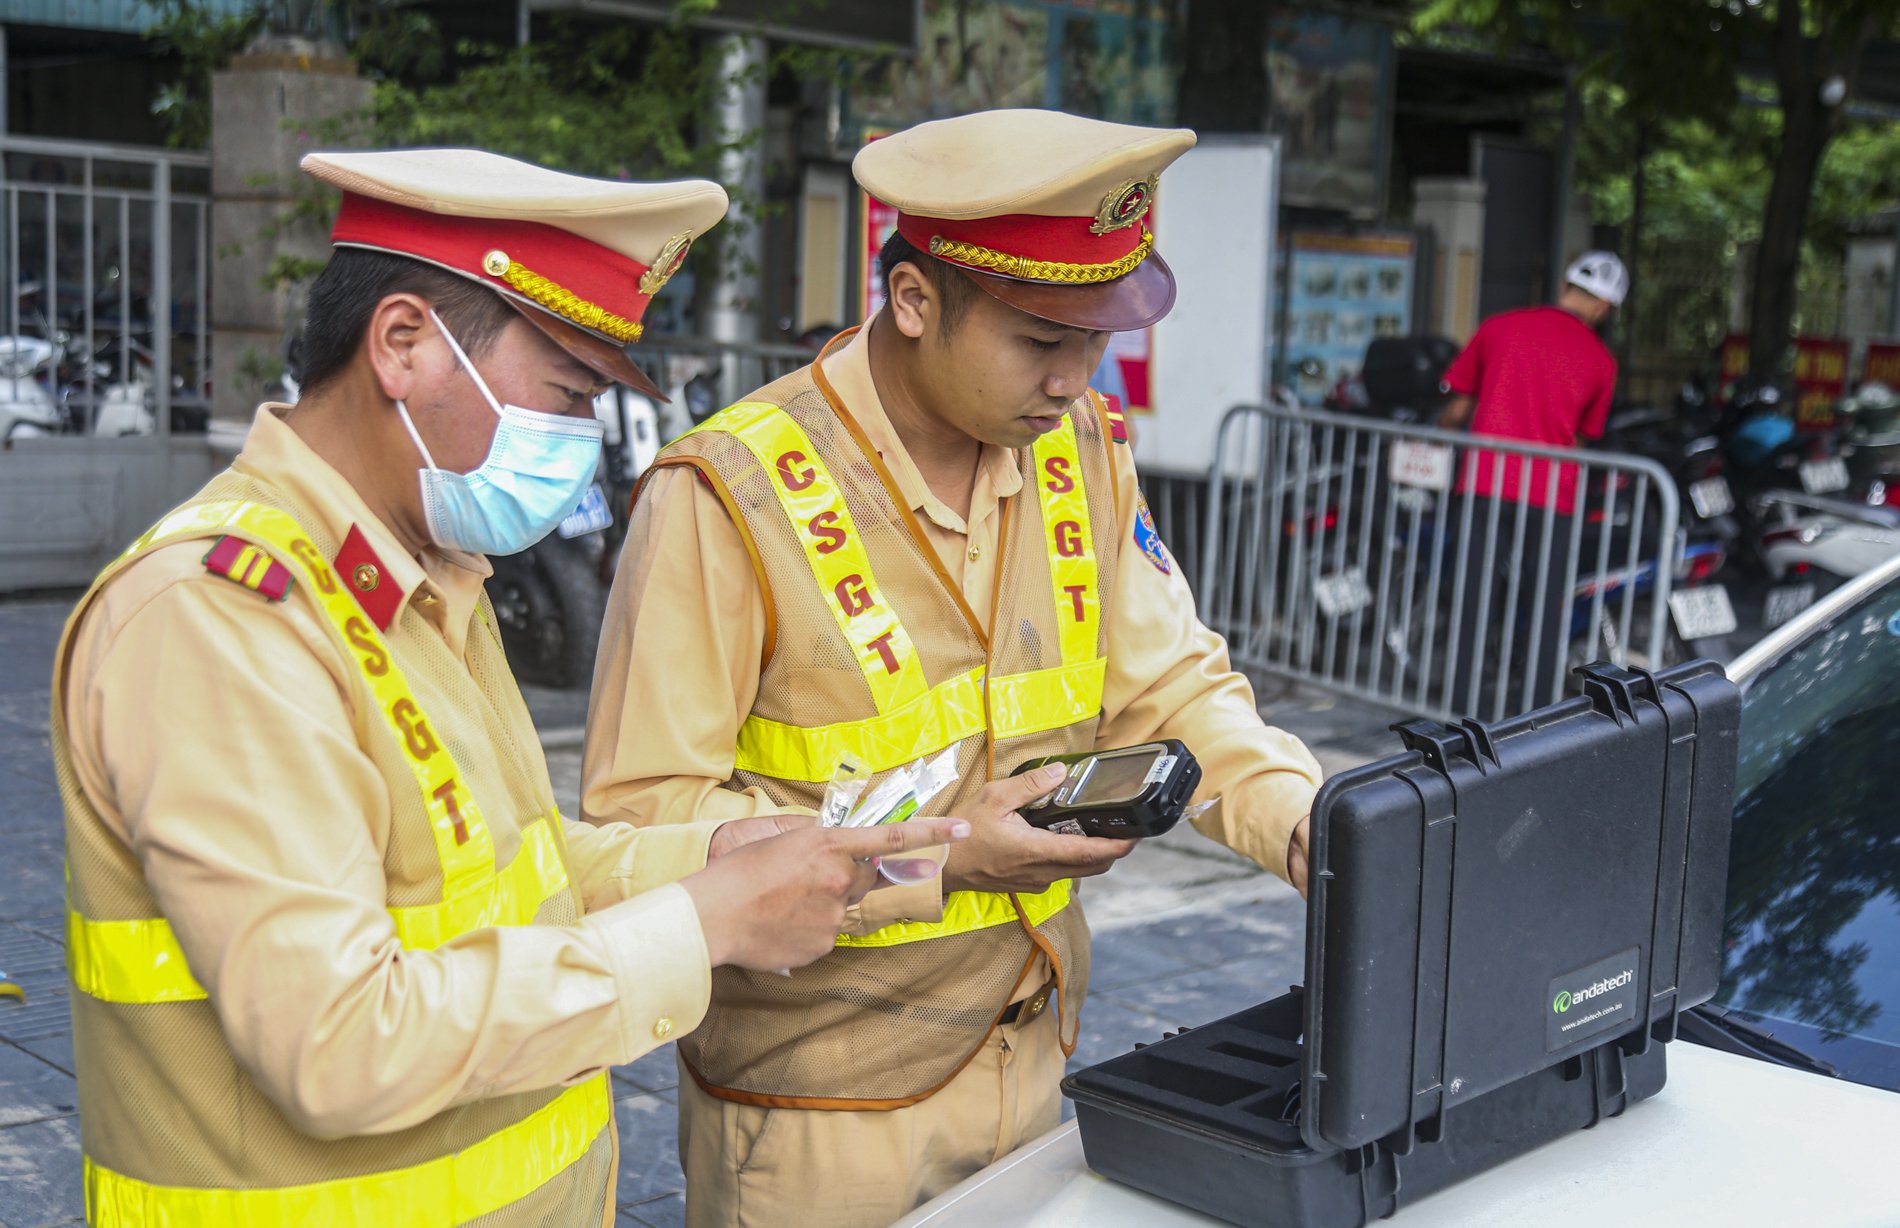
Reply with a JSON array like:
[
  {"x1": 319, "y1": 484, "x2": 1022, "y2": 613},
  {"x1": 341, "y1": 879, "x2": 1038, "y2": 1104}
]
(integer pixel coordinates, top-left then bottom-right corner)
[
  {"x1": 1, "y1": 134, "x2": 211, "y2": 437},
  {"x1": 1199, "y1": 400, "x2": 1684, "y2": 723},
  {"x1": 633, "y1": 332, "x2": 820, "y2": 437},
  {"x1": 0, "y1": 136, "x2": 219, "y2": 593}
]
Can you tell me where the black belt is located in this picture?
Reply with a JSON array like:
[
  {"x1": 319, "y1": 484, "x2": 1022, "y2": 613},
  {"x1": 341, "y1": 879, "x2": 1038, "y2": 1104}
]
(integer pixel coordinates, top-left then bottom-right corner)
[{"x1": 999, "y1": 979, "x2": 1056, "y2": 1027}]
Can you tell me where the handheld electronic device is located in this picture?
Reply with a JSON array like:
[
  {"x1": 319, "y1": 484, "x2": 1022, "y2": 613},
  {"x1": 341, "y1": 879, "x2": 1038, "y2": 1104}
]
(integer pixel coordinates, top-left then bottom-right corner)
[{"x1": 1011, "y1": 740, "x2": 1201, "y2": 838}]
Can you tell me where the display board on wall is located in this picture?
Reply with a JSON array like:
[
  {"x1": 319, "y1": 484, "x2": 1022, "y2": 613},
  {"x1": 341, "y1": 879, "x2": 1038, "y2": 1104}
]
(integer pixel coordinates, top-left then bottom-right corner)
[
  {"x1": 1264, "y1": 10, "x2": 1394, "y2": 218},
  {"x1": 1283, "y1": 231, "x2": 1415, "y2": 405}
]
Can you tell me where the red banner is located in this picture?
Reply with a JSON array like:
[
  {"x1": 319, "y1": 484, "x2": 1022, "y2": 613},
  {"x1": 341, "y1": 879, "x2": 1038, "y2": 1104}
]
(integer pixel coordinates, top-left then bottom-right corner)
[
  {"x1": 1793, "y1": 336, "x2": 1849, "y2": 430},
  {"x1": 1717, "y1": 332, "x2": 1750, "y2": 395},
  {"x1": 1865, "y1": 341, "x2": 1900, "y2": 389},
  {"x1": 858, "y1": 130, "x2": 896, "y2": 323},
  {"x1": 1717, "y1": 334, "x2": 1848, "y2": 431}
]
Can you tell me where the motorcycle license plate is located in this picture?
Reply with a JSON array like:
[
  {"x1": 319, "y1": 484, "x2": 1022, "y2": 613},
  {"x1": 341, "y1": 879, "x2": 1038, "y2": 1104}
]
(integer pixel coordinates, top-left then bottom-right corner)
[
  {"x1": 1764, "y1": 582, "x2": 1817, "y2": 629},
  {"x1": 1668, "y1": 585, "x2": 1738, "y2": 640},
  {"x1": 1314, "y1": 567, "x2": 1372, "y2": 618},
  {"x1": 557, "y1": 482, "x2": 613, "y2": 539},
  {"x1": 1689, "y1": 476, "x2": 1735, "y2": 519},
  {"x1": 1799, "y1": 458, "x2": 1849, "y2": 494},
  {"x1": 1389, "y1": 440, "x2": 1455, "y2": 492}
]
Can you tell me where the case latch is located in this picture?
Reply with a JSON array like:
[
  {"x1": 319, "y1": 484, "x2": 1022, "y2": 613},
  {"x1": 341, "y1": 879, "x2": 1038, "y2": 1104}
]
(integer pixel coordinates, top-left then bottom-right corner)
[{"x1": 1577, "y1": 662, "x2": 1661, "y2": 725}]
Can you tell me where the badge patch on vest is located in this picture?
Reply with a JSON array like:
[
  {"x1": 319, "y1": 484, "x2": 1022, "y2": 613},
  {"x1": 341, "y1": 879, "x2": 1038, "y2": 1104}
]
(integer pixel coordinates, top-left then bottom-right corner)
[
  {"x1": 1133, "y1": 493, "x2": 1170, "y2": 575},
  {"x1": 202, "y1": 536, "x2": 294, "y2": 601},
  {"x1": 336, "y1": 525, "x2": 403, "y2": 630}
]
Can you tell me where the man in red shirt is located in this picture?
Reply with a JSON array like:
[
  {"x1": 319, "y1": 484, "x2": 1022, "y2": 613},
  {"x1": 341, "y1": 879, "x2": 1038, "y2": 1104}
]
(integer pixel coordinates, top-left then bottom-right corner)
[{"x1": 1436, "y1": 251, "x2": 1625, "y2": 714}]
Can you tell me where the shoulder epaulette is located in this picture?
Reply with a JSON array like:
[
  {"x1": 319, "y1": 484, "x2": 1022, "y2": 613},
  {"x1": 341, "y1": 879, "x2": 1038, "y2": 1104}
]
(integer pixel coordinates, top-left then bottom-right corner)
[
  {"x1": 202, "y1": 536, "x2": 294, "y2": 602},
  {"x1": 1103, "y1": 393, "x2": 1128, "y2": 444}
]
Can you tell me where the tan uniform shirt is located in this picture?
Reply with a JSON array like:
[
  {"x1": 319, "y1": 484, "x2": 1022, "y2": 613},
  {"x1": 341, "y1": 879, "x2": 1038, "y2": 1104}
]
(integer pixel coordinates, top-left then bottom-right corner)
[
  {"x1": 62, "y1": 405, "x2": 719, "y2": 1138},
  {"x1": 584, "y1": 324, "x2": 1322, "y2": 926}
]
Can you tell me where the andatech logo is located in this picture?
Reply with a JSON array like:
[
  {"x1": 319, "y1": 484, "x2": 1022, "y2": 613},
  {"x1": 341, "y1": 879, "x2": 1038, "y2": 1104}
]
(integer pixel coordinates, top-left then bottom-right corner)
[{"x1": 1552, "y1": 968, "x2": 1632, "y2": 1014}]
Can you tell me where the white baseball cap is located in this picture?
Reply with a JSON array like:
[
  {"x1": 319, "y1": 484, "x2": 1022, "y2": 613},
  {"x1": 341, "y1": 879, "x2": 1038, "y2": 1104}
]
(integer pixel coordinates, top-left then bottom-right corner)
[{"x1": 1565, "y1": 251, "x2": 1629, "y2": 307}]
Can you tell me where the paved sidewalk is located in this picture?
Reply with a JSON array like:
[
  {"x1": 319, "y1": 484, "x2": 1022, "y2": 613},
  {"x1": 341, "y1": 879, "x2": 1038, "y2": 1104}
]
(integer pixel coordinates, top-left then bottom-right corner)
[{"x1": 0, "y1": 593, "x2": 1403, "y2": 1228}]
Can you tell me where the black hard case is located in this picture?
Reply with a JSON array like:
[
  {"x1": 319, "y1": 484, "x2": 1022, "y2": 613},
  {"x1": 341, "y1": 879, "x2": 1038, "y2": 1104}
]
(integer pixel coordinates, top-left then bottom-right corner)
[{"x1": 1063, "y1": 662, "x2": 1740, "y2": 1227}]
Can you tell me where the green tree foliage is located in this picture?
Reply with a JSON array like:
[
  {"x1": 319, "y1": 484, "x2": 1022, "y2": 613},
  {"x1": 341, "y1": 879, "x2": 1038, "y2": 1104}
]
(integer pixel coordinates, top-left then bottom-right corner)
[
  {"x1": 146, "y1": 1, "x2": 818, "y2": 300},
  {"x1": 146, "y1": 0, "x2": 268, "y2": 148},
  {"x1": 148, "y1": 1, "x2": 743, "y2": 180},
  {"x1": 1417, "y1": 0, "x2": 1900, "y2": 378},
  {"x1": 362, "y1": 8, "x2": 736, "y2": 182}
]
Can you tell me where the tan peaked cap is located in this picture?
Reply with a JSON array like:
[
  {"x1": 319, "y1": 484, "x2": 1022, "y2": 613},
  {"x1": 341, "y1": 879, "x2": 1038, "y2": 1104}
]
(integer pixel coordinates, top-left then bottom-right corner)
[
  {"x1": 302, "y1": 148, "x2": 729, "y2": 397},
  {"x1": 854, "y1": 109, "x2": 1195, "y2": 331},
  {"x1": 853, "y1": 108, "x2": 1194, "y2": 220}
]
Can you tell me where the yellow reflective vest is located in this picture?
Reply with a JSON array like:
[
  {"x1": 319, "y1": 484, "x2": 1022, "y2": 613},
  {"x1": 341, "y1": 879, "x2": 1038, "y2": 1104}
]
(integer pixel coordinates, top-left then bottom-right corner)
[
  {"x1": 650, "y1": 363, "x2": 1123, "y2": 1107},
  {"x1": 53, "y1": 474, "x2": 614, "y2": 1226}
]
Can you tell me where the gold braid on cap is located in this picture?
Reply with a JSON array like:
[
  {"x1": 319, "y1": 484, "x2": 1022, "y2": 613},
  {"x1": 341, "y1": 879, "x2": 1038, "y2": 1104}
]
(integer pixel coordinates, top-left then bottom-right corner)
[
  {"x1": 499, "y1": 261, "x2": 644, "y2": 344},
  {"x1": 927, "y1": 228, "x2": 1153, "y2": 285}
]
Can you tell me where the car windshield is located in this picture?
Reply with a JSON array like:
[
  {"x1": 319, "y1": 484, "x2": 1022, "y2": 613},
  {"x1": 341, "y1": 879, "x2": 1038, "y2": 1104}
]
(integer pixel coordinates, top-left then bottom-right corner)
[{"x1": 1716, "y1": 569, "x2": 1900, "y2": 1092}]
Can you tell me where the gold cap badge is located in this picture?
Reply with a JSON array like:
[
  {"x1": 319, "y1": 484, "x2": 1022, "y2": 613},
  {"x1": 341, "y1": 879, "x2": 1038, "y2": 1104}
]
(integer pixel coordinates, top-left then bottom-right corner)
[
  {"x1": 1090, "y1": 176, "x2": 1157, "y2": 236},
  {"x1": 639, "y1": 232, "x2": 694, "y2": 296}
]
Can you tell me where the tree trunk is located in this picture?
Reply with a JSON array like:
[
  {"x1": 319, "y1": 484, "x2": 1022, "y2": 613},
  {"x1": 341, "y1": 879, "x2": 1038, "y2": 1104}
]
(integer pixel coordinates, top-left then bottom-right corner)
[
  {"x1": 1747, "y1": 105, "x2": 1835, "y2": 379},
  {"x1": 1746, "y1": 2, "x2": 1883, "y2": 380}
]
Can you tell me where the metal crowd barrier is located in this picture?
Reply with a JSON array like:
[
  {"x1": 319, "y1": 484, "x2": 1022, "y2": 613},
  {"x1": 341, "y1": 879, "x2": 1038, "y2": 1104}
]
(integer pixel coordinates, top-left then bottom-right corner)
[
  {"x1": 635, "y1": 333, "x2": 818, "y2": 426},
  {"x1": 1141, "y1": 469, "x2": 1209, "y2": 594},
  {"x1": 1199, "y1": 399, "x2": 1682, "y2": 724},
  {"x1": 1, "y1": 134, "x2": 211, "y2": 436}
]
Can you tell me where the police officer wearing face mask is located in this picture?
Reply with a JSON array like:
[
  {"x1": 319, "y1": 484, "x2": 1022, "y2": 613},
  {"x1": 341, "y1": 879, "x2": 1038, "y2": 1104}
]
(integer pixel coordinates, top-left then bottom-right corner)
[{"x1": 50, "y1": 148, "x2": 967, "y2": 1226}]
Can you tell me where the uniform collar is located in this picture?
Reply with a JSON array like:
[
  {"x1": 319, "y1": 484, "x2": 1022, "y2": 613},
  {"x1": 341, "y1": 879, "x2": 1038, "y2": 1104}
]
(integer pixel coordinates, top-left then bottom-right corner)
[
  {"x1": 233, "y1": 404, "x2": 491, "y2": 637},
  {"x1": 817, "y1": 320, "x2": 1024, "y2": 532}
]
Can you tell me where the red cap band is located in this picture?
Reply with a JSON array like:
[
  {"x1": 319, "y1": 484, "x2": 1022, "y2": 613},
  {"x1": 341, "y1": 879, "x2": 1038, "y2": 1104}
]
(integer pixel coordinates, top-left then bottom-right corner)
[{"x1": 331, "y1": 194, "x2": 656, "y2": 340}]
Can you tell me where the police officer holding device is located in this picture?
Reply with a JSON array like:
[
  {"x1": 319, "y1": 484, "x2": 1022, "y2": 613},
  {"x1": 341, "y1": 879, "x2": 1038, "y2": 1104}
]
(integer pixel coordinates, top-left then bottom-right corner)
[
  {"x1": 582, "y1": 109, "x2": 1323, "y2": 1227},
  {"x1": 50, "y1": 147, "x2": 965, "y2": 1226}
]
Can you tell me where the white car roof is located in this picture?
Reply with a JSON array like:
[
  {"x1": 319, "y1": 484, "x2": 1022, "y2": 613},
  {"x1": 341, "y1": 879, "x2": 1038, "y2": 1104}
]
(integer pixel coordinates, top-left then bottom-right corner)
[{"x1": 898, "y1": 1044, "x2": 1900, "y2": 1227}]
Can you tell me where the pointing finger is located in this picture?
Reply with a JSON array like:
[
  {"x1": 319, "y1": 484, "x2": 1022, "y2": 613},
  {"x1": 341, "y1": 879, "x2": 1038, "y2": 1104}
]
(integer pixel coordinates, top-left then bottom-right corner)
[{"x1": 833, "y1": 817, "x2": 971, "y2": 860}]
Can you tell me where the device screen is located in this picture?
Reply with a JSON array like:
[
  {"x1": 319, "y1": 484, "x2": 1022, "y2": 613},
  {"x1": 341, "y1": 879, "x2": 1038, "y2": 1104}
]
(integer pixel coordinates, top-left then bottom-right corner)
[{"x1": 1073, "y1": 750, "x2": 1161, "y2": 805}]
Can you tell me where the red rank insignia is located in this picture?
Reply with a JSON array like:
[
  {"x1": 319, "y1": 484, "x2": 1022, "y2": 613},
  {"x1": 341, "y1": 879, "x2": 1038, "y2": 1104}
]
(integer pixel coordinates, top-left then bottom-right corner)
[
  {"x1": 335, "y1": 525, "x2": 403, "y2": 630},
  {"x1": 1104, "y1": 393, "x2": 1128, "y2": 444},
  {"x1": 202, "y1": 536, "x2": 295, "y2": 602}
]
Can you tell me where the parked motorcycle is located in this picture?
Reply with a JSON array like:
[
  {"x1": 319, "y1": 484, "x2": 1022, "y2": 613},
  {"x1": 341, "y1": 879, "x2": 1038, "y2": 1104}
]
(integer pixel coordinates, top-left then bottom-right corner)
[
  {"x1": 0, "y1": 335, "x2": 62, "y2": 442},
  {"x1": 1326, "y1": 334, "x2": 1458, "y2": 424},
  {"x1": 1839, "y1": 381, "x2": 1900, "y2": 500},
  {"x1": 1711, "y1": 378, "x2": 1900, "y2": 628}
]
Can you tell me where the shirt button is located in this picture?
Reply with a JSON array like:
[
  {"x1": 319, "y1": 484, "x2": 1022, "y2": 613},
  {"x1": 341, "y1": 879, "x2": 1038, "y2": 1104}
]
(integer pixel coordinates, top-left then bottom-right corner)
[
  {"x1": 416, "y1": 592, "x2": 438, "y2": 608},
  {"x1": 653, "y1": 1017, "x2": 675, "y2": 1040},
  {"x1": 967, "y1": 544, "x2": 981, "y2": 562}
]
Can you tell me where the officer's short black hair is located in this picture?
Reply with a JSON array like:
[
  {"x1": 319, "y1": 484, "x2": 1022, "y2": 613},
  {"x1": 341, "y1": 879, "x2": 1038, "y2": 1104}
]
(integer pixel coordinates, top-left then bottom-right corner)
[
  {"x1": 878, "y1": 230, "x2": 977, "y2": 334},
  {"x1": 300, "y1": 248, "x2": 518, "y2": 395}
]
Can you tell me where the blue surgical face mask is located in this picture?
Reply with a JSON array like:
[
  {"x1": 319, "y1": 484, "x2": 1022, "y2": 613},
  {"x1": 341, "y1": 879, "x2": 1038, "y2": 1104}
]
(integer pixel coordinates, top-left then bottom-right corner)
[{"x1": 393, "y1": 309, "x2": 605, "y2": 556}]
